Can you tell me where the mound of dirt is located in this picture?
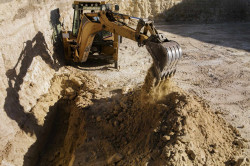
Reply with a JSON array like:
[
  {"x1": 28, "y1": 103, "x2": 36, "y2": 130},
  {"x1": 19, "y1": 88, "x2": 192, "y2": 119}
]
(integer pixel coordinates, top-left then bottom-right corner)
[
  {"x1": 73, "y1": 68, "x2": 248, "y2": 166},
  {"x1": 2, "y1": 67, "x2": 248, "y2": 166}
]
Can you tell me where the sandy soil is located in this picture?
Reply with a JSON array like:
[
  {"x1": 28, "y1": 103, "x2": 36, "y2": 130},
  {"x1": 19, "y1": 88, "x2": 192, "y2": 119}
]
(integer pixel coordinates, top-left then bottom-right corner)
[
  {"x1": 60, "y1": 22, "x2": 249, "y2": 165},
  {"x1": 24, "y1": 67, "x2": 247, "y2": 166},
  {"x1": 159, "y1": 22, "x2": 250, "y2": 156},
  {"x1": 66, "y1": 22, "x2": 250, "y2": 149},
  {"x1": 1, "y1": 1, "x2": 249, "y2": 166},
  {"x1": 72, "y1": 69, "x2": 245, "y2": 166},
  {"x1": 1, "y1": 20, "x2": 250, "y2": 165}
]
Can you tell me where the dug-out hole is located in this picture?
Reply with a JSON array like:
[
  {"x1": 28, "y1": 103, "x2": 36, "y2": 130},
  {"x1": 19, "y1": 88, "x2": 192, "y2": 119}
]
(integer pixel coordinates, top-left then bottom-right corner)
[{"x1": 24, "y1": 99, "x2": 86, "y2": 166}]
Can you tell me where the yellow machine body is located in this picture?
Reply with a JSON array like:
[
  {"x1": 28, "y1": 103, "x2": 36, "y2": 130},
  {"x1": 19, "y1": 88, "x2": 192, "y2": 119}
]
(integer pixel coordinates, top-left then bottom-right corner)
[
  {"x1": 62, "y1": 0, "x2": 183, "y2": 80},
  {"x1": 62, "y1": 0, "x2": 118, "y2": 64}
]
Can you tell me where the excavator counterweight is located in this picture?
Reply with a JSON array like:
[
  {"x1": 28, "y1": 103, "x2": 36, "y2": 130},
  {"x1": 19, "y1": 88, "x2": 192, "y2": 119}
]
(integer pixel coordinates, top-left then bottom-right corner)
[{"x1": 62, "y1": 1, "x2": 182, "y2": 80}]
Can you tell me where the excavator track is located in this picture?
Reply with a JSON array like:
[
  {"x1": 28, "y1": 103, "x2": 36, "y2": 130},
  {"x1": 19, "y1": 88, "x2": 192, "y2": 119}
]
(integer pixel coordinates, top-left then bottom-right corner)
[{"x1": 146, "y1": 41, "x2": 182, "y2": 80}]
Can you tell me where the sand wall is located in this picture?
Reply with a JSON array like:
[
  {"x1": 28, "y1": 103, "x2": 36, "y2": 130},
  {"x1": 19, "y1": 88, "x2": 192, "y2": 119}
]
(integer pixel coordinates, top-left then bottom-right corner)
[
  {"x1": 114, "y1": 0, "x2": 250, "y2": 21},
  {"x1": 164, "y1": 0, "x2": 250, "y2": 22},
  {"x1": 0, "y1": 0, "x2": 73, "y2": 164}
]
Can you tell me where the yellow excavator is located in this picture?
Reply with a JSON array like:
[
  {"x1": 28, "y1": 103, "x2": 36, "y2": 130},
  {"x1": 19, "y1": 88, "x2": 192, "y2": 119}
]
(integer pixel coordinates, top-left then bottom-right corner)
[{"x1": 62, "y1": 0, "x2": 182, "y2": 80}]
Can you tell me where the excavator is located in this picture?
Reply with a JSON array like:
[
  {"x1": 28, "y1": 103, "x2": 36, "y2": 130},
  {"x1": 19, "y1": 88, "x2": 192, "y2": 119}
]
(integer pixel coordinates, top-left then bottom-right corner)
[{"x1": 62, "y1": 0, "x2": 182, "y2": 80}]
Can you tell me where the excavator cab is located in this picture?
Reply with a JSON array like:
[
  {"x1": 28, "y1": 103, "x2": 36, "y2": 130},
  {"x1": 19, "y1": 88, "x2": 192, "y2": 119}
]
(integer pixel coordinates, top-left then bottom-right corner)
[{"x1": 72, "y1": 1, "x2": 107, "y2": 36}]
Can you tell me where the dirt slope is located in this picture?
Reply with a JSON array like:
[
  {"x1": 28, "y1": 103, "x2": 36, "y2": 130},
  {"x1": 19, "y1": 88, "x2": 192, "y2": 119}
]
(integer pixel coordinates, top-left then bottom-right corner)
[{"x1": 72, "y1": 68, "x2": 247, "y2": 166}]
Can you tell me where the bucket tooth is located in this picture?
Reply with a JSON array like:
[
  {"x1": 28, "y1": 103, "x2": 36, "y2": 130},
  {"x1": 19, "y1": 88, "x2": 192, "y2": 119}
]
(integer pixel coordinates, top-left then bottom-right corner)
[{"x1": 146, "y1": 41, "x2": 182, "y2": 80}]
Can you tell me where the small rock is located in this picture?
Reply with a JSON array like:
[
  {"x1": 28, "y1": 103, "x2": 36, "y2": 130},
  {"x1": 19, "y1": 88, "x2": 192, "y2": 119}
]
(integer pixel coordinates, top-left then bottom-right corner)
[
  {"x1": 182, "y1": 117, "x2": 188, "y2": 125},
  {"x1": 71, "y1": 78, "x2": 82, "y2": 86},
  {"x1": 63, "y1": 96, "x2": 69, "y2": 100},
  {"x1": 118, "y1": 113, "x2": 125, "y2": 121},
  {"x1": 107, "y1": 153, "x2": 123, "y2": 164},
  {"x1": 96, "y1": 116, "x2": 102, "y2": 122},
  {"x1": 174, "y1": 125, "x2": 182, "y2": 132},
  {"x1": 127, "y1": 149, "x2": 133, "y2": 155},
  {"x1": 229, "y1": 125, "x2": 241, "y2": 136},
  {"x1": 161, "y1": 126, "x2": 167, "y2": 132},
  {"x1": 178, "y1": 135, "x2": 191, "y2": 143},
  {"x1": 210, "y1": 144, "x2": 217, "y2": 149},
  {"x1": 121, "y1": 137, "x2": 127, "y2": 145},
  {"x1": 165, "y1": 150, "x2": 171, "y2": 158},
  {"x1": 178, "y1": 150, "x2": 184, "y2": 154},
  {"x1": 173, "y1": 155, "x2": 179, "y2": 162},
  {"x1": 169, "y1": 132, "x2": 175, "y2": 136},
  {"x1": 113, "y1": 121, "x2": 119, "y2": 127},
  {"x1": 176, "y1": 140, "x2": 182, "y2": 146},
  {"x1": 162, "y1": 135, "x2": 171, "y2": 142},
  {"x1": 235, "y1": 157, "x2": 247, "y2": 166},
  {"x1": 233, "y1": 139, "x2": 246, "y2": 148},
  {"x1": 65, "y1": 87, "x2": 75, "y2": 95},
  {"x1": 113, "y1": 110, "x2": 119, "y2": 115},
  {"x1": 186, "y1": 150, "x2": 196, "y2": 160},
  {"x1": 237, "y1": 125, "x2": 245, "y2": 129},
  {"x1": 84, "y1": 92, "x2": 93, "y2": 99},
  {"x1": 29, "y1": 82, "x2": 34, "y2": 87},
  {"x1": 120, "y1": 124, "x2": 125, "y2": 129},
  {"x1": 69, "y1": 94, "x2": 76, "y2": 100},
  {"x1": 122, "y1": 86, "x2": 130, "y2": 94}
]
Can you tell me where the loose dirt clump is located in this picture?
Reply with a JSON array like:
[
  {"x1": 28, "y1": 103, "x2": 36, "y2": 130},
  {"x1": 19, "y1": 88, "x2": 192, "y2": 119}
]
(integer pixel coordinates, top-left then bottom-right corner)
[{"x1": 73, "y1": 67, "x2": 248, "y2": 166}]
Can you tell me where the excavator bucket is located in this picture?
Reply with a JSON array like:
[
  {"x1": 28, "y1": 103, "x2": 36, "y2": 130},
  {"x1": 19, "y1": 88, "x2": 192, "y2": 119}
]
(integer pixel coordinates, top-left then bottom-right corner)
[{"x1": 146, "y1": 41, "x2": 182, "y2": 80}]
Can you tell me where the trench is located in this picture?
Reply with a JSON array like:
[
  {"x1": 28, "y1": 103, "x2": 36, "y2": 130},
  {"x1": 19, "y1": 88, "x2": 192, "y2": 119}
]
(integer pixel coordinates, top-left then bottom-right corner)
[
  {"x1": 37, "y1": 100, "x2": 86, "y2": 166},
  {"x1": 21, "y1": 73, "x2": 95, "y2": 166},
  {"x1": 23, "y1": 98, "x2": 86, "y2": 166}
]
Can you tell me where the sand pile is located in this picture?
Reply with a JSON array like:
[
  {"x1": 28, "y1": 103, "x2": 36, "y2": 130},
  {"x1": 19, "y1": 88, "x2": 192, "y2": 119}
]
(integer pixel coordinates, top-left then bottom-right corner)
[
  {"x1": 2, "y1": 68, "x2": 248, "y2": 166},
  {"x1": 73, "y1": 68, "x2": 248, "y2": 166}
]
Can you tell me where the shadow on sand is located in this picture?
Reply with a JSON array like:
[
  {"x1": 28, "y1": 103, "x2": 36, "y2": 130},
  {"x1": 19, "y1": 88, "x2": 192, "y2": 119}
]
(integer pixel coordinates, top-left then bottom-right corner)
[
  {"x1": 163, "y1": 0, "x2": 249, "y2": 23},
  {"x1": 4, "y1": 7, "x2": 115, "y2": 165},
  {"x1": 3, "y1": 8, "x2": 65, "y2": 166},
  {"x1": 156, "y1": 0, "x2": 250, "y2": 52}
]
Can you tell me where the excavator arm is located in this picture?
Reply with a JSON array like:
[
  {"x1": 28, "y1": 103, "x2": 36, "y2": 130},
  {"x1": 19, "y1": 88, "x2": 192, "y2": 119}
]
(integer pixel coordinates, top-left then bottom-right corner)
[{"x1": 64, "y1": 10, "x2": 182, "y2": 80}]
